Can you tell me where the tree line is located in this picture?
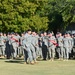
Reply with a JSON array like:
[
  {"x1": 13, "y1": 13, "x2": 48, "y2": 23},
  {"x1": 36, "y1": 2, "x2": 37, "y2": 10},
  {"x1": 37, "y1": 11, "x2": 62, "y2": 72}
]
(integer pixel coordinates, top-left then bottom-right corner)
[{"x1": 0, "y1": 0, "x2": 75, "y2": 33}]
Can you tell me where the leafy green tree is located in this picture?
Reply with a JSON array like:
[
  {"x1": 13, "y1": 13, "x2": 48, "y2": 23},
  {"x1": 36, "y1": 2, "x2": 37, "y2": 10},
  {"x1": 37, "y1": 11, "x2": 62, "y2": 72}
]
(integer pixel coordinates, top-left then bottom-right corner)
[
  {"x1": 0, "y1": 0, "x2": 75, "y2": 33},
  {"x1": 0, "y1": 0, "x2": 49, "y2": 33},
  {"x1": 46, "y1": 0, "x2": 75, "y2": 32}
]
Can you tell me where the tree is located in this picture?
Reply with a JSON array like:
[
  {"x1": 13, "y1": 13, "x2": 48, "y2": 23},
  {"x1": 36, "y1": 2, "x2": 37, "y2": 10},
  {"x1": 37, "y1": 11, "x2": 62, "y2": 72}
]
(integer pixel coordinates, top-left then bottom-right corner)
[
  {"x1": 0, "y1": 0, "x2": 48, "y2": 33},
  {"x1": 0, "y1": 0, "x2": 75, "y2": 33},
  {"x1": 45, "y1": 0, "x2": 75, "y2": 33}
]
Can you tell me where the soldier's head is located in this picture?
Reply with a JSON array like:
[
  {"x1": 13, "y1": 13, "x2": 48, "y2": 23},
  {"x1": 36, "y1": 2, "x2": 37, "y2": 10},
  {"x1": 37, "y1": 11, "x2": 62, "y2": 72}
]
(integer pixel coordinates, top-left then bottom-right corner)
[
  {"x1": 21, "y1": 33, "x2": 24, "y2": 36},
  {"x1": 43, "y1": 32, "x2": 47, "y2": 36},
  {"x1": 48, "y1": 32, "x2": 52, "y2": 37},
  {"x1": 40, "y1": 33, "x2": 43, "y2": 37},
  {"x1": 7, "y1": 32, "x2": 10, "y2": 37},
  {"x1": 0, "y1": 32, "x2": 3, "y2": 36},
  {"x1": 27, "y1": 29, "x2": 32, "y2": 35},
  {"x1": 15, "y1": 33, "x2": 18, "y2": 36},
  {"x1": 67, "y1": 33, "x2": 70, "y2": 37},
  {"x1": 57, "y1": 32, "x2": 62, "y2": 37},
  {"x1": 11, "y1": 32, "x2": 15, "y2": 37},
  {"x1": 64, "y1": 32, "x2": 68, "y2": 37},
  {"x1": 3, "y1": 33, "x2": 6, "y2": 36},
  {"x1": 39, "y1": 31, "x2": 44, "y2": 37},
  {"x1": 32, "y1": 31, "x2": 36, "y2": 36}
]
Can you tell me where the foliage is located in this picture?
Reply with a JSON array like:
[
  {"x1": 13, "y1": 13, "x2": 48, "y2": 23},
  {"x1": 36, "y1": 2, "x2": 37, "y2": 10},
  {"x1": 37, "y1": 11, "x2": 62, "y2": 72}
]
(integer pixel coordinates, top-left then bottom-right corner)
[{"x1": 0, "y1": 0, "x2": 75, "y2": 33}]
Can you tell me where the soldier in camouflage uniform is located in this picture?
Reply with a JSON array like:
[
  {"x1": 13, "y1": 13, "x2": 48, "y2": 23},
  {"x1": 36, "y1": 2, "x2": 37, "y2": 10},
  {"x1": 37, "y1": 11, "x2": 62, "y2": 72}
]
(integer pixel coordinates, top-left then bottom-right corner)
[
  {"x1": 63, "y1": 32, "x2": 71, "y2": 60},
  {"x1": 48, "y1": 32, "x2": 57, "y2": 61},
  {"x1": 38, "y1": 32, "x2": 43, "y2": 58},
  {"x1": 42, "y1": 32, "x2": 48, "y2": 60},
  {"x1": 56, "y1": 32, "x2": 64, "y2": 60},
  {"x1": 9, "y1": 32, "x2": 18, "y2": 59},
  {"x1": 0, "y1": 33, "x2": 5, "y2": 57},
  {"x1": 23, "y1": 30, "x2": 36, "y2": 64}
]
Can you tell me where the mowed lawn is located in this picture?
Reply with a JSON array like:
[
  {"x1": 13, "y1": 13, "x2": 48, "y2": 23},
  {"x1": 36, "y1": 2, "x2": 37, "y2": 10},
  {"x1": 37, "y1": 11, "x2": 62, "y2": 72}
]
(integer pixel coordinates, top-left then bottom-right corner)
[{"x1": 0, "y1": 58, "x2": 75, "y2": 75}]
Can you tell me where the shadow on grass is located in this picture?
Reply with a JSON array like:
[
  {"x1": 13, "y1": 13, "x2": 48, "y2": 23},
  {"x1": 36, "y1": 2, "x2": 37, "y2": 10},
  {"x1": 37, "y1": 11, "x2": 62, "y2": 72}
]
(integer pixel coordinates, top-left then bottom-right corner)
[
  {"x1": 5, "y1": 59, "x2": 24, "y2": 64},
  {"x1": 0, "y1": 58, "x2": 6, "y2": 60}
]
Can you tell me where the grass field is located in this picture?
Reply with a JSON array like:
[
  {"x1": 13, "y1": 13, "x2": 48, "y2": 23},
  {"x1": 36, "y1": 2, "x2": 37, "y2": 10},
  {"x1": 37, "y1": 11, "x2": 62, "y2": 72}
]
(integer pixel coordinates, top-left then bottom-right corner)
[{"x1": 0, "y1": 58, "x2": 75, "y2": 75}]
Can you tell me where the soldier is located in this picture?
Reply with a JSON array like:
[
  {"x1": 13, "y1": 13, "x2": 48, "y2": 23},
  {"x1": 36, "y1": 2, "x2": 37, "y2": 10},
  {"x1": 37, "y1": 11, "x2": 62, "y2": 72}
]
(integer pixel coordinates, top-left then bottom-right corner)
[
  {"x1": 48, "y1": 32, "x2": 57, "y2": 61},
  {"x1": 23, "y1": 30, "x2": 36, "y2": 64},
  {"x1": 20, "y1": 33, "x2": 25, "y2": 57},
  {"x1": 3, "y1": 33, "x2": 7, "y2": 57},
  {"x1": 15, "y1": 33, "x2": 21, "y2": 57},
  {"x1": 5, "y1": 33, "x2": 12, "y2": 59},
  {"x1": 56, "y1": 32, "x2": 64, "y2": 60},
  {"x1": 0, "y1": 32, "x2": 5, "y2": 57},
  {"x1": 38, "y1": 32, "x2": 43, "y2": 58},
  {"x1": 31, "y1": 31, "x2": 37, "y2": 62},
  {"x1": 9, "y1": 32, "x2": 18, "y2": 59},
  {"x1": 34, "y1": 32, "x2": 39, "y2": 57},
  {"x1": 67, "y1": 33, "x2": 74, "y2": 59},
  {"x1": 63, "y1": 32, "x2": 71, "y2": 61},
  {"x1": 72, "y1": 33, "x2": 75, "y2": 58},
  {"x1": 42, "y1": 32, "x2": 48, "y2": 60}
]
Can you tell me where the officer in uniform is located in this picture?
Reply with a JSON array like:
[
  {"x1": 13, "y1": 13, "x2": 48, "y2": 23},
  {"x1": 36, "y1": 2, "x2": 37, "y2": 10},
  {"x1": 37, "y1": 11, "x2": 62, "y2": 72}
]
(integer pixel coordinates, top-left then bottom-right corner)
[
  {"x1": 67, "y1": 33, "x2": 74, "y2": 59},
  {"x1": 5, "y1": 33, "x2": 11, "y2": 59},
  {"x1": 23, "y1": 30, "x2": 36, "y2": 64},
  {"x1": 9, "y1": 32, "x2": 18, "y2": 59},
  {"x1": 20, "y1": 33, "x2": 25, "y2": 57},
  {"x1": 56, "y1": 32, "x2": 64, "y2": 60},
  {"x1": 63, "y1": 32, "x2": 71, "y2": 60},
  {"x1": 15, "y1": 33, "x2": 21, "y2": 57},
  {"x1": 42, "y1": 32, "x2": 48, "y2": 60},
  {"x1": 73, "y1": 33, "x2": 75, "y2": 58},
  {"x1": 34, "y1": 32, "x2": 39, "y2": 57},
  {"x1": 38, "y1": 32, "x2": 43, "y2": 58},
  {"x1": 3, "y1": 33, "x2": 7, "y2": 54},
  {"x1": 31, "y1": 31, "x2": 37, "y2": 62},
  {"x1": 48, "y1": 32, "x2": 57, "y2": 61},
  {"x1": 0, "y1": 32, "x2": 5, "y2": 57}
]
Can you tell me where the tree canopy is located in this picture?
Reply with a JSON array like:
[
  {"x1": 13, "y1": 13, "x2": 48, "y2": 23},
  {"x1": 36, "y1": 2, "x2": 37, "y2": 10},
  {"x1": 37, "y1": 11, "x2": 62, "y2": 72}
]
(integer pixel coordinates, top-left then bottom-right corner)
[{"x1": 0, "y1": 0, "x2": 75, "y2": 33}]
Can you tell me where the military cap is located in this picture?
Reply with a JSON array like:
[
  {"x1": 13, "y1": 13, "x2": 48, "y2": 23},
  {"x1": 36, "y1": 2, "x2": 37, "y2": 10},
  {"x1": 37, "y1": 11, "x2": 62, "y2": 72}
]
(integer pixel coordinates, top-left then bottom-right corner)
[{"x1": 11, "y1": 32, "x2": 15, "y2": 35}]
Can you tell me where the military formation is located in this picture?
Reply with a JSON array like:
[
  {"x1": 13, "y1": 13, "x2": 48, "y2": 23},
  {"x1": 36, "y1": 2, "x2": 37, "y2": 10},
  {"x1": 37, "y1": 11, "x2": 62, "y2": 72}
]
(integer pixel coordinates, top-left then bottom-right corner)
[{"x1": 0, "y1": 30, "x2": 75, "y2": 65}]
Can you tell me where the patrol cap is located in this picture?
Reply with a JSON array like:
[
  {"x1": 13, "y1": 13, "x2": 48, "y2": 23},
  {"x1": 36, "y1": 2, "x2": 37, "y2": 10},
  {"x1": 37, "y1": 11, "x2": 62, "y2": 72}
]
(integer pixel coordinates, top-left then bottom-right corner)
[
  {"x1": 39, "y1": 31, "x2": 44, "y2": 34},
  {"x1": 48, "y1": 31, "x2": 52, "y2": 34},
  {"x1": 57, "y1": 32, "x2": 61, "y2": 34},
  {"x1": 7, "y1": 32, "x2": 11, "y2": 35},
  {"x1": 64, "y1": 32, "x2": 69, "y2": 35},
  {"x1": 11, "y1": 32, "x2": 15, "y2": 35}
]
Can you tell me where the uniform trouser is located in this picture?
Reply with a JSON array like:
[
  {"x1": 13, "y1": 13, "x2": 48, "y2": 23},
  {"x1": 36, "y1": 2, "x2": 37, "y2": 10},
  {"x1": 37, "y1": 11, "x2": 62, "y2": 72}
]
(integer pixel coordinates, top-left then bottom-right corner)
[
  {"x1": 42, "y1": 45, "x2": 48, "y2": 60},
  {"x1": 20, "y1": 46, "x2": 24, "y2": 55},
  {"x1": 0, "y1": 47, "x2": 2, "y2": 55},
  {"x1": 39, "y1": 47, "x2": 43, "y2": 58},
  {"x1": 72, "y1": 47, "x2": 75, "y2": 58},
  {"x1": 24, "y1": 49, "x2": 28, "y2": 62},
  {"x1": 63, "y1": 47, "x2": 69, "y2": 59},
  {"x1": 0, "y1": 46, "x2": 5, "y2": 56},
  {"x1": 35, "y1": 46, "x2": 40, "y2": 56},
  {"x1": 69, "y1": 47, "x2": 73, "y2": 59},
  {"x1": 17, "y1": 46, "x2": 23, "y2": 55},
  {"x1": 26, "y1": 47, "x2": 33, "y2": 62},
  {"x1": 48, "y1": 47, "x2": 55, "y2": 59},
  {"x1": 57, "y1": 46, "x2": 63, "y2": 58},
  {"x1": 30, "y1": 44, "x2": 36, "y2": 61},
  {"x1": 17, "y1": 46, "x2": 20, "y2": 55},
  {"x1": 13, "y1": 47, "x2": 17, "y2": 58}
]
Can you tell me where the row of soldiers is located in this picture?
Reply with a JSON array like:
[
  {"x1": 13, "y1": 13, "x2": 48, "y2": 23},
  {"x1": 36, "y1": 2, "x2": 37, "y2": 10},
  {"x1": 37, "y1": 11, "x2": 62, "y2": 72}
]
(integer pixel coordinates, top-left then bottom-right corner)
[{"x1": 0, "y1": 30, "x2": 75, "y2": 64}]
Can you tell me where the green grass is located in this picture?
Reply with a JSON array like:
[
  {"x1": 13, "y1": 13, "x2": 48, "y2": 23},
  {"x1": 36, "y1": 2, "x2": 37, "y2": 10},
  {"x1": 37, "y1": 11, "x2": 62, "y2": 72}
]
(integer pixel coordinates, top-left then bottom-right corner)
[{"x1": 0, "y1": 58, "x2": 75, "y2": 75}]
